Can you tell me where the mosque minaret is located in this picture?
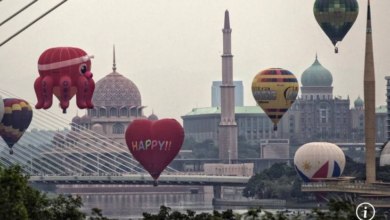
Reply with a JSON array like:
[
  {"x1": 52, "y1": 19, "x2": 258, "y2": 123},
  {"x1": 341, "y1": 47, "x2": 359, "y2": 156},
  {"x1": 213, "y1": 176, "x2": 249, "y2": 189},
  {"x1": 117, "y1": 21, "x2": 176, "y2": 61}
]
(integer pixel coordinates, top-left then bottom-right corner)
[
  {"x1": 218, "y1": 10, "x2": 238, "y2": 161},
  {"x1": 364, "y1": 0, "x2": 376, "y2": 184}
]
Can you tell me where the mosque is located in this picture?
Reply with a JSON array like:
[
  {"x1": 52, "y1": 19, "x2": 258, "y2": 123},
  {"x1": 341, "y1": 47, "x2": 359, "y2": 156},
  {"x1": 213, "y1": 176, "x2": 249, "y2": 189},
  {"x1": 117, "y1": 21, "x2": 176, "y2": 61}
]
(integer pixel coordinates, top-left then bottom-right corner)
[
  {"x1": 182, "y1": 54, "x2": 387, "y2": 145},
  {"x1": 47, "y1": 47, "x2": 159, "y2": 172},
  {"x1": 68, "y1": 47, "x2": 159, "y2": 146}
]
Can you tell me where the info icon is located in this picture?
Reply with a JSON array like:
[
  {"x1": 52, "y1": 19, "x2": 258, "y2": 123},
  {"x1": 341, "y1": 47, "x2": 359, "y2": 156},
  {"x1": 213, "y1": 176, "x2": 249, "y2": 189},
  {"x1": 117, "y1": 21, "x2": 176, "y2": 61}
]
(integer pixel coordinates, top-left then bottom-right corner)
[{"x1": 356, "y1": 202, "x2": 375, "y2": 220}]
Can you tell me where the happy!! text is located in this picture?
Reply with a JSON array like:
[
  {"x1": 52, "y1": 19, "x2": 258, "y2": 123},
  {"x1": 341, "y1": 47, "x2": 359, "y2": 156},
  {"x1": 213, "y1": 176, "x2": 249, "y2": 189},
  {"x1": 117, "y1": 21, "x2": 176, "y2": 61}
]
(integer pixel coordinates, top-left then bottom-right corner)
[{"x1": 131, "y1": 140, "x2": 172, "y2": 151}]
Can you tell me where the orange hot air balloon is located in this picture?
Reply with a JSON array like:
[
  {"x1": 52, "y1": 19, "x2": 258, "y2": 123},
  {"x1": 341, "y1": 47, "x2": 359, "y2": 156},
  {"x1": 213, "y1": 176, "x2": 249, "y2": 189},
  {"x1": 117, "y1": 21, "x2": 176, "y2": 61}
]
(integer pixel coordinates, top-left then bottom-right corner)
[{"x1": 252, "y1": 68, "x2": 299, "y2": 131}]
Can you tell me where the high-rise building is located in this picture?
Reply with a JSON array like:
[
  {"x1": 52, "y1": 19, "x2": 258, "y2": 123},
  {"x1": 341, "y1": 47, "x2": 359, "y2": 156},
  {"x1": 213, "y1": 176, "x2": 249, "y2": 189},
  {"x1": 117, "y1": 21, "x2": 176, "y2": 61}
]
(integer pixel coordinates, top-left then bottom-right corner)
[
  {"x1": 211, "y1": 81, "x2": 243, "y2": 107},
  {"x1": 218, "y1": 10, "x2": 238, "y2": 162}
]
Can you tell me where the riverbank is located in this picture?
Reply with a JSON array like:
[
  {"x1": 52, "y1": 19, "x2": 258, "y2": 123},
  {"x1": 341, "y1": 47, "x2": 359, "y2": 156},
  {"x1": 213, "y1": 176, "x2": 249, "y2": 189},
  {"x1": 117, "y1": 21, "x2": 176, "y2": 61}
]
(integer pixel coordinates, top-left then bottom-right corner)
[{"x1": 213, "y1": 198, "x2": 325, "y2": 210}]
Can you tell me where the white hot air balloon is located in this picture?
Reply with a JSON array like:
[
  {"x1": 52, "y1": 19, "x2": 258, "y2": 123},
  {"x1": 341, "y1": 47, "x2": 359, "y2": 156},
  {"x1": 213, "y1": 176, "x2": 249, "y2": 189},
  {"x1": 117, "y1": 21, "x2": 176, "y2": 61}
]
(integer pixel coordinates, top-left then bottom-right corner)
[
  {"x1": 0, "y1": 95, "x2": 4, "y2": 123},
  {"x1": 380, "y1": 141, "x2": 390, "y2": 166},
  {"x1": 294, "y1": 142, "x2": 346, "y2": 182}
]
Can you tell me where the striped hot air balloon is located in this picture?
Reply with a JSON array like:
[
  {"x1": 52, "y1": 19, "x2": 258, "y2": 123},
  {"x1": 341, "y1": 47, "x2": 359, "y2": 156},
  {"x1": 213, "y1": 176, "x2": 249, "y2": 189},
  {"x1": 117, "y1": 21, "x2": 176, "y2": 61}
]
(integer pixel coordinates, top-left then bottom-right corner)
[
  {"x1": 251, "y1": 68, "x2": 299, "y2": 131},
  {"x1": 0, "y1": 95, "x2": 4, "y2": 124},
  {"x1": 0, "y1": 99, "x2": 33, "y2": 154}
]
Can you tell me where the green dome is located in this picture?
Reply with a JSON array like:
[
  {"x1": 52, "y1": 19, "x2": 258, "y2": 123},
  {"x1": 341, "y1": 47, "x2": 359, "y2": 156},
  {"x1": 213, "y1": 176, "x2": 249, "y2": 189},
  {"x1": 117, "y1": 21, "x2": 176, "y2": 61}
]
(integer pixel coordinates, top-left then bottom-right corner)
[
  {"x1": 354, "y1": 96, "x2": 364, "y2": 107},
  {"x1": 301, "y1": 55, "x2": 333, "y2": 86}
]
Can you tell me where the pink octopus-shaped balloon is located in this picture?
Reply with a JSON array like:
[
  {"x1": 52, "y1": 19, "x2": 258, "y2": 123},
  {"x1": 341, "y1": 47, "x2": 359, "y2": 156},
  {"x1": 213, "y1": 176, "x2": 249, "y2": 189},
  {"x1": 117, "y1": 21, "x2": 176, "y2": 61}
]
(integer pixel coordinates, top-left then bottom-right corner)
[{"x1": 34, "y1": 47, "x2": 95, "y2": 113}]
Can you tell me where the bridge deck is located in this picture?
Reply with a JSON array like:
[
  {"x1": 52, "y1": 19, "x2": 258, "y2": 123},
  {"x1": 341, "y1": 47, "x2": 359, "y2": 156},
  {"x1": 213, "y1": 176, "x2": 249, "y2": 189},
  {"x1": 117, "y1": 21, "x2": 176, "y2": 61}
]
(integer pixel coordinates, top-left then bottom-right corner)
[
  {"x1": 302, "y1": 182, "x2": 390, "y2": 196},
  {"x1": 29, "y1": 174, "x2": 250, "y2": 186}
]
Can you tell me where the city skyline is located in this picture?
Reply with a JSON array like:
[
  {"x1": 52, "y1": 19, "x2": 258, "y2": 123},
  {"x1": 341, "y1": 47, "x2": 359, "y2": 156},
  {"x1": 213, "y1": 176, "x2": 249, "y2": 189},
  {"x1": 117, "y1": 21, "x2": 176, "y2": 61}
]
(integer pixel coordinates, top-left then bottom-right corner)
[
  {"x1": 2, "y1": 1, "x2": 390, "y2": 218},
  {"x1": 0, "y1": 0, "x2": 389, "y2": 125}
]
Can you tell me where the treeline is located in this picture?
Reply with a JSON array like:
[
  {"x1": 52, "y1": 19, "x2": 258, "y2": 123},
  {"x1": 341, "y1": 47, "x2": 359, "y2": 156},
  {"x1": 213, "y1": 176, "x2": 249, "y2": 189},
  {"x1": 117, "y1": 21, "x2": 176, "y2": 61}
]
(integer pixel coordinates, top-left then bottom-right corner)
[
  {"x1": 142, "y1": 202, "x2": 383, "y2": 220},
  {"x1": 181, "y1": 136, "x2": 260, "y2": 159},
  {"x1": 242, "y1": 158, "x2": 390, "y2": 202},
  {"x1": 242, "y1": 163, "x2": 306, "y2": 201},
  {"x1": 0, "y1": 165, "x2": 116, "y2": 220},
  {"x1": 0, "y1": 165, "x2": 387, "y2": 220}
]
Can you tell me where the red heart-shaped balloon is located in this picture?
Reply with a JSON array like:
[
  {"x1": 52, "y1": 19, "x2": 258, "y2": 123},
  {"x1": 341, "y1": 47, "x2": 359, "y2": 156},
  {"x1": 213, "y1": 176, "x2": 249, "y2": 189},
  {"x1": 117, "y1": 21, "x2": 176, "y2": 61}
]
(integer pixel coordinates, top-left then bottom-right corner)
[{"x1": 125, "y1": 119, "x2": 185, "y2": 180}]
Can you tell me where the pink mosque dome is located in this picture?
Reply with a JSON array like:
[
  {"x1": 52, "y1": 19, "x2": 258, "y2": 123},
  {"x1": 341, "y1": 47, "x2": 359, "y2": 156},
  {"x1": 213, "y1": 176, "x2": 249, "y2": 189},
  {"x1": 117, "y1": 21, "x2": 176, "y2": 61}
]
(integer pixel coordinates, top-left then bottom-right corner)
[
  {"x1": 72, "y1": 115, "x2": 81, "y2": 124},
  {"x1": 148, "y1": 110, "x2": 158, "y2": 121},
  {"x1": 92, "y1": 124, "x2": 104, "y2": 135},
  {"x1": 91, "y1": 47, "x2": 141, "y2": 108},
  {"x1": 81, "y1": 114, "x2": 91, "y2": 123}
]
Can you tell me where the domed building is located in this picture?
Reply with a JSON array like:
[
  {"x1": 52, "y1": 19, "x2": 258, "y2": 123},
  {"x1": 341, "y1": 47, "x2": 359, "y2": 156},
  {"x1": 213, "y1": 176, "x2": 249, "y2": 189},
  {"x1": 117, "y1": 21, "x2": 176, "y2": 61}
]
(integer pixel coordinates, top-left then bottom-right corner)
[
  {"x1": 48, "y1": 47, "x2": 151, "y2": 172},
  {"x1": 79, "y1": 48, "x2": 144, "y2": 144},
  {"x1": 182, "y1": 54, "x2": 388, "y2": 145},
  {"x1": 354, "y1": 96, "x2": 364, "y2": 109},
  {"x1": 301, "y1": 54, "x2": 333, "y2": 100},
  {"x1": 148, "y1": 110, "x2": 159, "y2": 122},
  {"x1": 55, "y1": 47, "x2": 147, "y2": 152},
  {"x1": 83, "y1": 48, "x2": 144, "y2": 144},
  {"x1": 350, "y1": 96, "x2": 365, "y2": 138},
  {"x1": 280, "y1": 54, "x2": 351, "y2": 143}
]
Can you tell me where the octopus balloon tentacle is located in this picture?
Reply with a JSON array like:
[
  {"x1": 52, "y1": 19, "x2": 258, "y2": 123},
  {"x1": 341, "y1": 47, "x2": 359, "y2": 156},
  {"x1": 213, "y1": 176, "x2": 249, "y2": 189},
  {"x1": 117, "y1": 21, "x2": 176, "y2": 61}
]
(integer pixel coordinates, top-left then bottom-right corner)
[
  {"x1": 34, "y1": 77, "x2": 44, "y2": 109},
  {"x1": 59, "y1": 75, "x2": 72, "y2": 110},
  {"x1": 76, "y1": 77, "x2": 89, "y2": 109},
  {"x1": 42, "y1": 76, "x2": 54, "y2": 109},
  {"x1": 86, "y1": 78, "x2": 95, "y2": 108}
]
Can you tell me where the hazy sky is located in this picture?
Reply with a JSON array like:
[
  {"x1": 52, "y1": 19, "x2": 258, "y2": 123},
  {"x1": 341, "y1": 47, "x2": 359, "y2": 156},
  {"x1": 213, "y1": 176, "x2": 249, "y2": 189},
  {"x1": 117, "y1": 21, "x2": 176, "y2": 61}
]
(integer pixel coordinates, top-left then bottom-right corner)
[{"x1": 0, "y1": 0, "x2": 389, "y2": 126}]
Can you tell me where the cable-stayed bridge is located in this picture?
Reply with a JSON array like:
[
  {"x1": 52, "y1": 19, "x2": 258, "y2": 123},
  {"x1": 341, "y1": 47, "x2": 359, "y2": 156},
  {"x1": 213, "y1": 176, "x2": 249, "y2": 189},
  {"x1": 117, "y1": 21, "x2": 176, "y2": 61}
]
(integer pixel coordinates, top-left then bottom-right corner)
[{"x1": 0, "y1": 89, "x2": 249, "y2": 188}]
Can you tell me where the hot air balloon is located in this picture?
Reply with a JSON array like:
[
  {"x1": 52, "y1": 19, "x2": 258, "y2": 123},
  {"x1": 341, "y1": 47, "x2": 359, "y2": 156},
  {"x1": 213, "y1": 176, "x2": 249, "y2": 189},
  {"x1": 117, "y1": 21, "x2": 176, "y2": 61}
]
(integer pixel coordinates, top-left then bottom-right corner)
[
  {"x1": 252, "y1": 68, "x2": 299, "y2": 131},
  {"x1": 294, "y1": 142, "x2": 346, "y2": 182},
  {"x1": 125, "y1": 119, "x2": 185, "y2": 186},
  {"x1": 0, "y1": 95, "x2": 4, "y2": 124},
  {"x1": 0, "y1": 99, "x2": 33, "y2": 154},
  {"x1": 314, "y1": 0, "x2": 359, "y2": 53},
  {"x1": 34, "y1": 47, "x2": 95, "y2": 113}
]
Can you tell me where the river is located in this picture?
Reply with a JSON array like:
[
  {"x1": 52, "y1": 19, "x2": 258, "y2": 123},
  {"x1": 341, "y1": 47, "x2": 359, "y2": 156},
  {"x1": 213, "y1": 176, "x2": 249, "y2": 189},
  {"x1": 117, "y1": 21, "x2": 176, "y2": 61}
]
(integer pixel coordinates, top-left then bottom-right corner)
[{"x1": 78, "y1": 187, "x2": 310, "y2": 219}]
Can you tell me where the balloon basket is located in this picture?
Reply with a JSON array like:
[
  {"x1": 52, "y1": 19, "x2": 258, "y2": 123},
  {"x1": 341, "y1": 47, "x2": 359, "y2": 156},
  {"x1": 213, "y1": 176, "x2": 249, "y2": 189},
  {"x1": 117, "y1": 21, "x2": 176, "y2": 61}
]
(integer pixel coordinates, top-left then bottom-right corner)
[
  {"x1": 63, "y1": 109, "x2": 67, "y2": 114},
  {"x1": 153, "y1": 180, "x2": 158, "y2": 187},
  {"x1": 273, "y1": 125, "x2": 277, "y2": 131}
]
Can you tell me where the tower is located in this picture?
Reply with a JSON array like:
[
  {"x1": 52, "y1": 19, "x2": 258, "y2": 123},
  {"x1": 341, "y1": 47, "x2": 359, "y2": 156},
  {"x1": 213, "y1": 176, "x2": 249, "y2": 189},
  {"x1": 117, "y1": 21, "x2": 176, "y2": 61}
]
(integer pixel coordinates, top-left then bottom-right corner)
[
  {"x1": 364, "y1": 0, "x2": 376, "y2": 183},
  {"x1": 218, "y1": 10, "x2": 238, "y2": 161}
]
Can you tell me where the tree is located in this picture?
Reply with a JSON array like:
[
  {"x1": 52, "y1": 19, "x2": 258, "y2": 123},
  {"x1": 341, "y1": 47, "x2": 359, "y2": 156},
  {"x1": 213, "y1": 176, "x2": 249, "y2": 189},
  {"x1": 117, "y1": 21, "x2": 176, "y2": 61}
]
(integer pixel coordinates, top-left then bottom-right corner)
[
  {"x1": 262, "y1": 211, "x2": 275, "y2": 220},
  {"x1": 170, "y1": 210, "x2": 189, "y2": 220},
  {"x1": 181, "y1": 137, "x2": 218, "y2": 159},
  {"x1": 24, "y1": 186, "x2": 53, "y2": 220},
  {"x1": 0, "y1": 165, "x2": 101, "y2": 220},
  {"x1": 238, "y1": 136, "x2": 260, "y2": 159},
  {"x1": 242, "y1": 207, "x2": 261, "y2": 220},
  {"x1": 343, "y1": 156, "x2": 365, "y2": 180},
  {"x1": 0, "y1": 165, "x2": 29, "y2": 220},
  {"x1": 89, "y1": 207, "x2": 118, "y2": 220},
  {"x1": 243, "y1": 163, "x2": 297, "y2": 200},
  {"x1": 244, "y1": 208, "x2": 259, "y2": 220},
  {"x1": 221, "y1": 209, "x2": 235, "y2": 220},
  {"x1": 50, "y1": 195, "x2": 86, "y2": 220},
  {"x1": 290, "y1": 178, "x2": 307, "y2": 202}
]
